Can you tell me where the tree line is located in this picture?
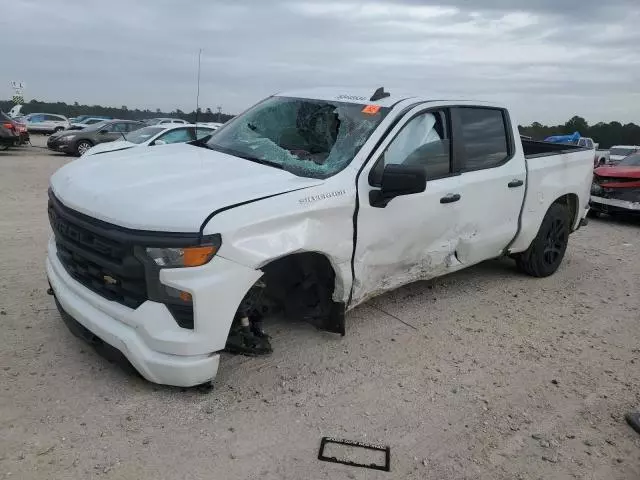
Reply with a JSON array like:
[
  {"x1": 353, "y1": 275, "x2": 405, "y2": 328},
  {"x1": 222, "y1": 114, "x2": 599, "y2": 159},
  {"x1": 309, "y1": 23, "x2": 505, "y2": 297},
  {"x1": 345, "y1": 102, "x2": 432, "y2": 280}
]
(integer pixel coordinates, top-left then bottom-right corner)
[
  {"x1": 2, "y1": 100, "x2": 638, "y2": 149},
  {"x1": 519, "y1": 116, "x2": 640, "y2": 149},
  {"x1": 0, "y1": 99, "x2": 235, "y2": 124}
]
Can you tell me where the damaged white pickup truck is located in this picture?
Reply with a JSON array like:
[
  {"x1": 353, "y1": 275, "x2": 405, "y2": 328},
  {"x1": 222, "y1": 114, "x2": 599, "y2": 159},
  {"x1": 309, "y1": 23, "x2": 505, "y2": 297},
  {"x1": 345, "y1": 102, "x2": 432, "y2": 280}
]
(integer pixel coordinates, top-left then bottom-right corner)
[{"x1": 46, "y1": 87, "x2": 594, "y2": 386}]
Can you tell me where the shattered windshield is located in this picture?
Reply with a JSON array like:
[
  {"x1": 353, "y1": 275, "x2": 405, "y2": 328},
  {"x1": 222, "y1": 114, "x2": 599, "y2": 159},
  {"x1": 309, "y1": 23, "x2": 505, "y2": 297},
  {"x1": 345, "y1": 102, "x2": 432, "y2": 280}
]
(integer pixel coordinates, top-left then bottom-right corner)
[{"x1": 206, "y1": 96, "x2": 390, "y2": 179}]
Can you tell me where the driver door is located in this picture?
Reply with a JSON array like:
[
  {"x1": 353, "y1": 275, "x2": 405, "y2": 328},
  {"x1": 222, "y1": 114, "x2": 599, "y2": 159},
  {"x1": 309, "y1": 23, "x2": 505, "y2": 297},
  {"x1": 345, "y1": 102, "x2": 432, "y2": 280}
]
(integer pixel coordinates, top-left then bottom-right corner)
[{"x1": 351, "y1": 106, "x2": 464, "y2": 306}]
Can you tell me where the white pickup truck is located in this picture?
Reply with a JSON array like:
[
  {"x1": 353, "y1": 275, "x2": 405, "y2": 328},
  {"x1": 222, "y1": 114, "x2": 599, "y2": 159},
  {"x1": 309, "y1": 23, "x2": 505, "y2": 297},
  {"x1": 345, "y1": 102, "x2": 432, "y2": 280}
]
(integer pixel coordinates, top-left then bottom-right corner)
[{"x1": 46, "y1": 88, "x2": 594, "y2": 387}]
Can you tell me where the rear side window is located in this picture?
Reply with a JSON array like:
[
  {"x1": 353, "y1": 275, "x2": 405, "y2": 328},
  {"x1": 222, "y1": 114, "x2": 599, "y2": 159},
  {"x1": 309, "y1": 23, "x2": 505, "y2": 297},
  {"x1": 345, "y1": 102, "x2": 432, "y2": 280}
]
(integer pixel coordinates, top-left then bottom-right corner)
[
  {"x1": 456, "y1": 108, "x2": 509, "y2": 171},
  {"x1": 45, "y1": 114, "x2": 63, "y2": 122}
]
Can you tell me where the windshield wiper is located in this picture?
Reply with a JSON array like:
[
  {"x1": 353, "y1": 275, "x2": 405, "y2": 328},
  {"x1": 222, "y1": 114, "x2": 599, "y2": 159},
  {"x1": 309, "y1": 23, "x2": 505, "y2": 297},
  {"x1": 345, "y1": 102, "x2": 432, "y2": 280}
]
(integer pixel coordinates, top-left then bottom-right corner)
[{"x1": 202, "y1": 143, "x2": 286, "y2": 170}]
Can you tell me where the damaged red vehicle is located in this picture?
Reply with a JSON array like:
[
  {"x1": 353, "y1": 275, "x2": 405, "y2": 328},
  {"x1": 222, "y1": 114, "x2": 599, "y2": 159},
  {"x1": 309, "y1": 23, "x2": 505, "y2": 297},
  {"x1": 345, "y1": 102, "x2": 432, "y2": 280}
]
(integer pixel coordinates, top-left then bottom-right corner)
[{"x1": 590, "y1": 153, "x2": 640, "y2": 216}]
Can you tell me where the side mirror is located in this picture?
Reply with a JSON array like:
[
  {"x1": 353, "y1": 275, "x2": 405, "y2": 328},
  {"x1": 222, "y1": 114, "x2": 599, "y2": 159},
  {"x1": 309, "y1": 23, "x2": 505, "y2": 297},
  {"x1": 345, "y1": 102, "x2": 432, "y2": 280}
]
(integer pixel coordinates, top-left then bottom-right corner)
[
  {"x1": 369, "y1": 164, "x2": 426, "y2": 208},
  {"x1": 153, "y1": 139, "x2": 166, "y2": 146},
  {"x1": 99, "y1": 129, "x2": 108, "y2": 134}
]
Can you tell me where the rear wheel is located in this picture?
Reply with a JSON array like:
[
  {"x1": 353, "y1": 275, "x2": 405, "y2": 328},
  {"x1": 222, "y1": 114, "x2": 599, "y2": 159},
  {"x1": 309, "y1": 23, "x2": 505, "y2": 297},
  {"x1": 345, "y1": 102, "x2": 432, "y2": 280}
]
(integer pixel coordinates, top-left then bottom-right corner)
[
  {"x1": 76, "y1": 140, "x2": 93, "y2": 156},
  {"x1": 516, "y1": 203, "x2": 570, "y2": 277}
]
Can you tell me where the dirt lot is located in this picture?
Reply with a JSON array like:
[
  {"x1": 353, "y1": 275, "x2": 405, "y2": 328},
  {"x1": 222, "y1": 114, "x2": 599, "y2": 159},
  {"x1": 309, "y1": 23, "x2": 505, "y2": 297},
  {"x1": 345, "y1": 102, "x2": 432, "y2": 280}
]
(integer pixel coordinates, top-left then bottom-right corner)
[{"x1": 1, "y1": 136, "x2": 640, "y2": 479}]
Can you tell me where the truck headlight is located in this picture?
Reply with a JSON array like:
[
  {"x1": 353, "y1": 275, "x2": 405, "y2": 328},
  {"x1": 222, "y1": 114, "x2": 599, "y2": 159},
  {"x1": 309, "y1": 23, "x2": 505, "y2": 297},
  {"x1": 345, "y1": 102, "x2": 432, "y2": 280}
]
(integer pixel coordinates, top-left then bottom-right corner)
[{"x1": 145, "y1": 236, "x2": 221, "y2": 268}]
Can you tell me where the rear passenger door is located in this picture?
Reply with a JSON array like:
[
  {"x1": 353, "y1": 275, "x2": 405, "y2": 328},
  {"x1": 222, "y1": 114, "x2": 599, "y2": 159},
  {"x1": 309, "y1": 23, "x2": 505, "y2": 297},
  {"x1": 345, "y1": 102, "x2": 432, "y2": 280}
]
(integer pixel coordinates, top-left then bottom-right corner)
[{"x1": 450, "y1": 107, "x2": 525, "y2": 265}]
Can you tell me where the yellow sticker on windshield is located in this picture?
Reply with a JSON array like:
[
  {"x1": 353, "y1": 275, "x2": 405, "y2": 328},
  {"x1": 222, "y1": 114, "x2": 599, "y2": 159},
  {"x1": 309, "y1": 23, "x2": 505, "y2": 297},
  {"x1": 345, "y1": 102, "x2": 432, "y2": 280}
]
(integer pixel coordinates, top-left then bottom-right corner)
[{"x1": 362, "y1": 105, "x2": 381, "y2": 115}]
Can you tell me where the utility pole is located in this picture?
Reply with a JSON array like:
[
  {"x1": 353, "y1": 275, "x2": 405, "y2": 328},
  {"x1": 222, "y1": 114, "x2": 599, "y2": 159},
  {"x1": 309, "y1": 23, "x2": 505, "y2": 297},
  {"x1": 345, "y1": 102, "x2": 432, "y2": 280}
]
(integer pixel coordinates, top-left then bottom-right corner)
[{"x1": 217, "y1": 106, "x2": 222, "y2": 123}]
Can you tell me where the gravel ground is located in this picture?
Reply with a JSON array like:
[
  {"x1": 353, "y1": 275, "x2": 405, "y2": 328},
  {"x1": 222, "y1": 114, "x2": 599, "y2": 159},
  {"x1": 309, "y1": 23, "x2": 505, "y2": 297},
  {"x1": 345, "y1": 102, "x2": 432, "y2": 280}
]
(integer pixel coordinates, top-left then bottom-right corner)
[{"x1": 1, "y1": 136, "x2": 640, "y2": 479}]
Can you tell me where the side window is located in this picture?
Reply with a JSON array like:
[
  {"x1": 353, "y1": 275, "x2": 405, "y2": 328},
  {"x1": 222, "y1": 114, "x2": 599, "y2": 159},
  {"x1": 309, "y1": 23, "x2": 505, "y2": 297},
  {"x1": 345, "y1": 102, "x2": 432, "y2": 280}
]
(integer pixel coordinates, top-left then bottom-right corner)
[
  {"x1": 586, "y1": 139, "x2": 594, "y2": 149},
  {"x1": 156, "y1": 128, "x2": 194, "y2": 144},
  {"x1": 374, "y1": 110, "x2": 451, "y2": 181},
  {"x1": 126, "y1": 123, "x2": 141, "y2": 132},
  {"x1": 45, "y1": 114, "x2": 62, "y2": 122},
  {"x1": 195, "y1": 128, "x2": 213, "y2": 140},
  {"x1": 103, "y1": 122, "x2": 125, "y2": 132},
  {"x1": 457, "y1": 108, "x2": 509, "y2": 171}
]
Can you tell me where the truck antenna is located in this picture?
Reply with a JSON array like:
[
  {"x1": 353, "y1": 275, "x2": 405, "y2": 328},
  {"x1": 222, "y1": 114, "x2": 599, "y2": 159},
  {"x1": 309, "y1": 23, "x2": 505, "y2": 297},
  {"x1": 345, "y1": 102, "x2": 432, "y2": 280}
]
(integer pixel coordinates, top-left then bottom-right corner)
[{"x1": 370, "y1": 87, "x2": 390, "y2": 102}]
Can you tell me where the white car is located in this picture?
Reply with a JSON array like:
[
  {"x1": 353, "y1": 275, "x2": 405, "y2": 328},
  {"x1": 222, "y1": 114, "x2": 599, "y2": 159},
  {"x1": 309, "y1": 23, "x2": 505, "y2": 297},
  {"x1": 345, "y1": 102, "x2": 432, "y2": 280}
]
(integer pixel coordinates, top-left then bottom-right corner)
[
  {"x1": 67, "y1": 118, "x2": 110, "y2": 131},
  {"x1": 23, "y1": 113, "x2": 70, "y2": 133},
  {"x1": 46, "y1": 87, "x2": 594, "y2": 387},
  {"x1": 144, "y1": 117, "x2": 189, "y2": 126},
  {"x1": 82, "y1": 124, "x2": 216, "y2": 156},
  {"x1": 608, "y1": 145, "x2": 640, "y2": 165}
]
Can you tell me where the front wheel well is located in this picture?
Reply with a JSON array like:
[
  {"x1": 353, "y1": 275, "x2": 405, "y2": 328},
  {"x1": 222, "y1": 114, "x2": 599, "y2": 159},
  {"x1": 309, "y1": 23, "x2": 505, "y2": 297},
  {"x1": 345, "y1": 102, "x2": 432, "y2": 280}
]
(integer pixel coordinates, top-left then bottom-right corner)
[{"x1": 238, "y1": 252, "x2": 345, "y2": 334}]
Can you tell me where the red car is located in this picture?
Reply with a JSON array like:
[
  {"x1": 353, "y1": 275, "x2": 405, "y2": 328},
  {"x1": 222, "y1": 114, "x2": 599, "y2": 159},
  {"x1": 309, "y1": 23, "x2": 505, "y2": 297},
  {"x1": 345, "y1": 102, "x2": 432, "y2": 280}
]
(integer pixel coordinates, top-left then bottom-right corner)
[
  {"x1": 1, "y1": 111, "x2": 29, "y2": 145},
  {"x1": 590, "y1": 153, "x2": 640, "y2": 216}
]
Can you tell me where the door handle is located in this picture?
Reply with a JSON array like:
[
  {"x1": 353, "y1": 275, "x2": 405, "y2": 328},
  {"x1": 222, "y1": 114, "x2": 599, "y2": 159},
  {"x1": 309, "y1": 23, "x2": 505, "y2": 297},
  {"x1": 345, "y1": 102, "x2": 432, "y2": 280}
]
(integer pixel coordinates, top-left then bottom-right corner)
[
  {"x1": 508, "y1": 179, "x2": 524, "y2": 188},
  {"x1": 440, "y1": 193, "x2": 461, "y2": 204}
]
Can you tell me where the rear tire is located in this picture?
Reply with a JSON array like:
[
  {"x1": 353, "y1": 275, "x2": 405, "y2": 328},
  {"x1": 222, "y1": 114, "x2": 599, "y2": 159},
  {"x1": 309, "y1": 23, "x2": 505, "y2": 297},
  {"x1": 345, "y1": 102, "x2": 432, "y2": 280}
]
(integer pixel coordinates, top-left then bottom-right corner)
[
  {"x1": 516, "y1": 203, "x2": 570, "y2": 278},
  {"x1": 75, "y1": 140, "x2": 93, "y2": 156}
]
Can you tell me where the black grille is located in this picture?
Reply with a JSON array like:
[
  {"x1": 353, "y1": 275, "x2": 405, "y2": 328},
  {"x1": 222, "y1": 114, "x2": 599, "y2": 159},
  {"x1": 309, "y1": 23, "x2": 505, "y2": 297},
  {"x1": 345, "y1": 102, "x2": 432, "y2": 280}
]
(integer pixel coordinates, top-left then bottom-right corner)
[
  {"x1": 48, "y1": 195, "x2": 147, "y2": 309},
  {"x1": 166, "y1": 304, "x2": 194, "y2": 329}
]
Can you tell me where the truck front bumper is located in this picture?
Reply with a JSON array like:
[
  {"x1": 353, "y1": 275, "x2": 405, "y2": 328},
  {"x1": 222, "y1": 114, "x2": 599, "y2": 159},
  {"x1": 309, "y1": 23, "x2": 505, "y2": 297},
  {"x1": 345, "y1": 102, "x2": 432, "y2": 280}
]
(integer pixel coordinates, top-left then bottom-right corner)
[{"x1": 46, "y1": 238, "x2": 261, "y2": 387}]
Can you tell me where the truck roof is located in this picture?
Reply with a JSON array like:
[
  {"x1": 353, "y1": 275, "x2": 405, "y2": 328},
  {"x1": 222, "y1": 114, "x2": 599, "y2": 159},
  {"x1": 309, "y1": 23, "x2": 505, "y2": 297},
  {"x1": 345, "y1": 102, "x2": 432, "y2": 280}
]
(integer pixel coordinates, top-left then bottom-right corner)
[{"x1": 276, "y1": 87, "x2": 502, "y2": 109}]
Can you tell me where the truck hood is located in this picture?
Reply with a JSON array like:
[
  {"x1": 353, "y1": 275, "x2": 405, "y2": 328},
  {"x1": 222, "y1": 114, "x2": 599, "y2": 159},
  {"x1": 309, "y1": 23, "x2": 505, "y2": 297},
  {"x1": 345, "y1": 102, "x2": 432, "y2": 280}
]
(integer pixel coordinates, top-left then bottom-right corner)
[{"x1": 50, "y1": 143, "x2": 323, "y2": 232}]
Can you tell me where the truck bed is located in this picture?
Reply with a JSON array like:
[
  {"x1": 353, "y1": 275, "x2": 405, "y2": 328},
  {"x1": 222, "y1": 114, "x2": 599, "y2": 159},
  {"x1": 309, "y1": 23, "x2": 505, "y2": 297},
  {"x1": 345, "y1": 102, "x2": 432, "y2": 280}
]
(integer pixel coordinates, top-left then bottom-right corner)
[
  {"x1": 507, "y1": 142, "x2": 594, "y2": 254},
  {"x1": 522, "y1": 139, "x2": 589, "y2": 159}
]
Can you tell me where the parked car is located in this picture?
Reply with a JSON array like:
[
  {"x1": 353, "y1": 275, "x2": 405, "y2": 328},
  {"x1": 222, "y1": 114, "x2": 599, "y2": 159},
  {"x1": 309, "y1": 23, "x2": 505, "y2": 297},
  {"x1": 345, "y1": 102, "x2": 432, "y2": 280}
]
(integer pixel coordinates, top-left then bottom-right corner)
[
  {"x1": 143, "y1": 117, "x2": 189, "y2": 126},
  {"x1": 590, "y1": 153, "x2": 640, "y2": 216},
  {"x1": 82, "y1": 124, "x2": 217, "y2": 156},
  {"x1": 2, "y1": 111, "x2": 29, "y2": 144},
  {"x1": 608, "y1": 145, "x2": 640, "y2": 165},
  {"x1": 544, "y1": 133, "x2": 601, "y2": 166},
  {"x1": 23, "y1": 113, "x2": 70, "y2": 133},
  {"x1": 47, "y1": 119, "x2": 144, "y2": 156},
  {"x1": 197, "y1": 122, "x2": 223, "y2": 129},
  {"x1": 0, "y1": 112, "x2": 21, "y2": 150},
  {"x1": 67, "y1": 118, "x2": 111, "y2": 131},
  {"x1": 69, "y1": 115, "x2": 111, "y2": 123},
  {"x1": 595, "y1": 149, "x2": 609, "y2": 167},
  {"x1": 46, "y1": 88, "x2": 593, "y2": 387}
]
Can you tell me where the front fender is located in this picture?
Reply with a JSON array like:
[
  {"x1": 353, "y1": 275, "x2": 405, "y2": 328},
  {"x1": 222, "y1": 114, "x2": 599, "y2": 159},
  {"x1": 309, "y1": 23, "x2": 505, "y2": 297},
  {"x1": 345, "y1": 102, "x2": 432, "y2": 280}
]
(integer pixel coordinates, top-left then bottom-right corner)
[{"x1": 204, "y1": 187, "x2": 356, "y2": 303}]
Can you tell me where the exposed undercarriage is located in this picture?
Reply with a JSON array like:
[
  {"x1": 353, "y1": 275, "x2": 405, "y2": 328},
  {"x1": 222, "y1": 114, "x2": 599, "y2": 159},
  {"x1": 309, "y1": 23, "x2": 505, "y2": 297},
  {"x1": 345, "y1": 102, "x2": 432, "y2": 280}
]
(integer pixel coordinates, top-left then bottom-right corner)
[{"x1": 225, "y1": 253, "x2": 345, "y2": 355}]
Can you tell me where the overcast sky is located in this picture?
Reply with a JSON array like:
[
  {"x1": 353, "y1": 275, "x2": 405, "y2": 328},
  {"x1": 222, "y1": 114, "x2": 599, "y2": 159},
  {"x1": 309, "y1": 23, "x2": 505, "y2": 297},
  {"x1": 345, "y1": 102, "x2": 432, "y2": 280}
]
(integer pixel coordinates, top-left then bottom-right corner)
[{"x1": 3, "y1": 0, "x2": 640, "y2": 124}]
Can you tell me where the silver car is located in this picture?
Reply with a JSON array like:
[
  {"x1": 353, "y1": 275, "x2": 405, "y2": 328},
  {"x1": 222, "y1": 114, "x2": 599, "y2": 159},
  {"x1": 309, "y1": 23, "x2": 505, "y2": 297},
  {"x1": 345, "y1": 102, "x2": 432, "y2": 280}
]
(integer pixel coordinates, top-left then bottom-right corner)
[{"x1": 23, "y1": 113, "x2": 70, "y2": 133}]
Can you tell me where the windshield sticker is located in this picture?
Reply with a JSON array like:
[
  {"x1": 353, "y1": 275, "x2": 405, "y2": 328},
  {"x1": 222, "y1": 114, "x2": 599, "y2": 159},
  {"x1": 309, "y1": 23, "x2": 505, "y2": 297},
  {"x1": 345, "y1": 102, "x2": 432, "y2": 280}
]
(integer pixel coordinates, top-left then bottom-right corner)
[
  {"x1": 299, "y1": 189, "x2": 347, "y2": 204},
  {"x1": 362, "y1": 105, "x2": 381, "y2": 115}
]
